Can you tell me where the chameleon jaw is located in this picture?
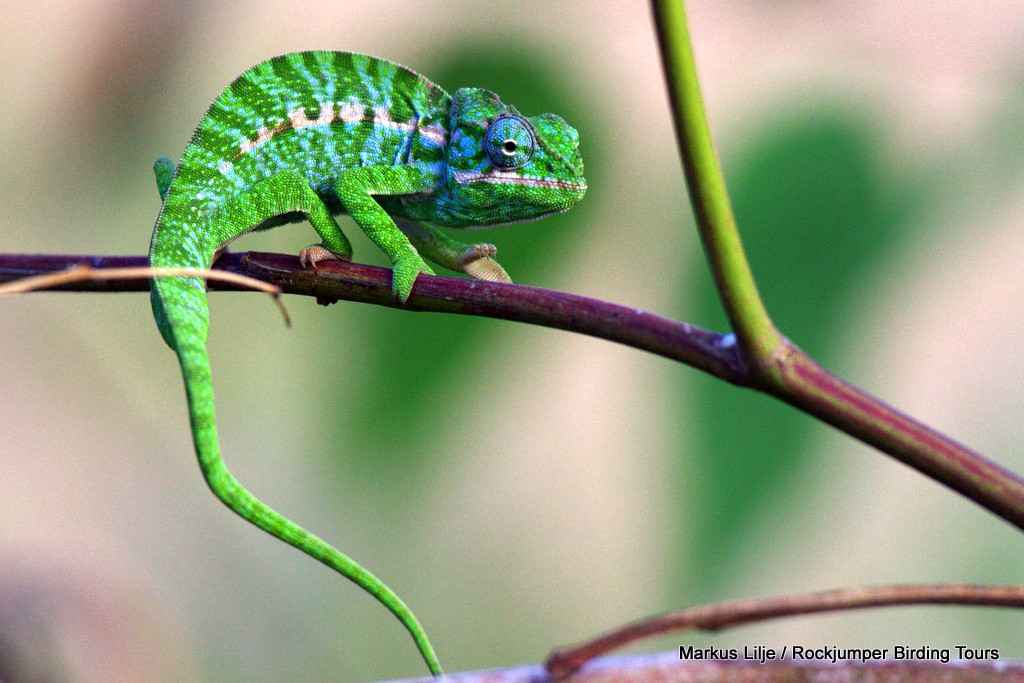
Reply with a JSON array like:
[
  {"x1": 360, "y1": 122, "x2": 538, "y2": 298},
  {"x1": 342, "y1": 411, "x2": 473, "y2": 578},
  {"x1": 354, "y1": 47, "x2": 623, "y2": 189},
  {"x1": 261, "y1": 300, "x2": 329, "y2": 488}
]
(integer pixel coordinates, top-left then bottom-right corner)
[{"x1": 451, "y1": 168, "x2": 587, "y2": 192}]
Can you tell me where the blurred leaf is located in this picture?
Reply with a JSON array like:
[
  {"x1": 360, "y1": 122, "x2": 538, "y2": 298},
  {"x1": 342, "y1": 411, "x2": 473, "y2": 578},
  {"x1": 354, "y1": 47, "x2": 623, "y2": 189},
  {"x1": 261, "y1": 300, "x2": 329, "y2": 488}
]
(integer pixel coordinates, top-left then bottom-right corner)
[{"x1": 674, "y1": 105, "x2": 931, "y2": 596}]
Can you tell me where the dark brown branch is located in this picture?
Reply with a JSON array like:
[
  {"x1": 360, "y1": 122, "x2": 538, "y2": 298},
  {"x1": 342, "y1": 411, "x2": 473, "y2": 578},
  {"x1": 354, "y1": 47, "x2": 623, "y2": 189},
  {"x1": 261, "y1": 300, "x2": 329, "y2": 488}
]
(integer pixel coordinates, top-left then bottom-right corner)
[
  {"x1": 770, "y1": 345, "x2": 1024, "y2": 530},
  {"x1": 0, "y1": 251, "x2": 746, "y2": 382},
  {"x1": 546, "y1": 584, "x2": 1024, "y2": 678},
  {"x1": 2, "y1": 251, "x2": 1023, "y2": 531},
  {"x1": 383, "y1": 650, "x2": 1024, "y2": 683}
]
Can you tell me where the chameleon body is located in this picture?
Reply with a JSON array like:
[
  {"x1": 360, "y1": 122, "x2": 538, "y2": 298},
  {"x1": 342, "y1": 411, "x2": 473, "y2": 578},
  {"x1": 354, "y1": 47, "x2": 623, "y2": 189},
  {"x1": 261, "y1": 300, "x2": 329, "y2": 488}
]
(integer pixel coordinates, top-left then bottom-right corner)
[{"x1": 149, "y1": 50, "x2": 585, "y2": 673}]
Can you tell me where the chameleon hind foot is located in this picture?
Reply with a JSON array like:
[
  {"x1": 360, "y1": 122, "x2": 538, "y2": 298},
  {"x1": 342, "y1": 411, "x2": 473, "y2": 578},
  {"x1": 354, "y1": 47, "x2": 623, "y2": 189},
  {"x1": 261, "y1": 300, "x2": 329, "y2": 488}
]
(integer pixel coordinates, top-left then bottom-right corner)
[
  {"x1": 390, "y1": 249, "x2": 435, "y2": 303},
  {"x1": 299, "y1": 243, "x2": 433, "y2": 303},
  {"x1": 298, "y1": 244, "x2": 352, "y2": 268}
]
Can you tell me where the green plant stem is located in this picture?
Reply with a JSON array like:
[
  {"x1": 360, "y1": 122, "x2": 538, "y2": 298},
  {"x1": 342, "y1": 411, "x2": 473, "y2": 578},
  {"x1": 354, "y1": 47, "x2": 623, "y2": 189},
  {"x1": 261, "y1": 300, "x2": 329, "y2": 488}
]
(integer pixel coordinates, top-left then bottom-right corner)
[
  {"x1": 651, "y1": 0, "x2": 782, "y2": 366},
  {"x1": 649, "y1": 0, "x2": 1024, "y2": 526}
]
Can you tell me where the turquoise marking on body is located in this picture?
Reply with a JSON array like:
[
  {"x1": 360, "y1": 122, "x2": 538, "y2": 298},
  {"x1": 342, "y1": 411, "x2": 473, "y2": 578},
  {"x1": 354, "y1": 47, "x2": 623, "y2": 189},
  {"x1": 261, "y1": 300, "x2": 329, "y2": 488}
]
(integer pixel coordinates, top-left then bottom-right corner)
[{"x1": 149, "y1": 50, "x2": 585, "y2": 674}]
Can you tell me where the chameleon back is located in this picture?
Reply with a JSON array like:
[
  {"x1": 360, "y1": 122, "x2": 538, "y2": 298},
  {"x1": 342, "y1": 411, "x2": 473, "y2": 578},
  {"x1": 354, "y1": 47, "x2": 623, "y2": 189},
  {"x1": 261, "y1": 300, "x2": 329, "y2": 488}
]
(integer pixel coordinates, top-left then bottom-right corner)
[
  {"x1": 151, "y1": 51, "x2": 451, "y2": 276},
  {"x1": 149, "y1": 51, "x2": 451, "y2": 345}
]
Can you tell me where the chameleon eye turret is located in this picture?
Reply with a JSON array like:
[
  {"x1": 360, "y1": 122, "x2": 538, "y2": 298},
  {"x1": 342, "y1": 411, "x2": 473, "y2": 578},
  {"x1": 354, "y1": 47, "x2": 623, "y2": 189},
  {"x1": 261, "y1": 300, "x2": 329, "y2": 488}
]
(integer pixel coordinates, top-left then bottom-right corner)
[
  {"x1": 430, "y1": 87, "x2": 586, "y2": 227},
  {"x1": 484, "y1": 114, "x2": 536, "y2": 169}
]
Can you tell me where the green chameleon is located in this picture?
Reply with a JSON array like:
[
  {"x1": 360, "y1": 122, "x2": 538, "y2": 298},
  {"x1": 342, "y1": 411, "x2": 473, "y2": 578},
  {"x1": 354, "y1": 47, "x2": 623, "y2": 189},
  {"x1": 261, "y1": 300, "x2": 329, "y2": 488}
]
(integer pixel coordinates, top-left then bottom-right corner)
[{"x1": 149, "y1": 50, "x2": 586, "y2": 673}]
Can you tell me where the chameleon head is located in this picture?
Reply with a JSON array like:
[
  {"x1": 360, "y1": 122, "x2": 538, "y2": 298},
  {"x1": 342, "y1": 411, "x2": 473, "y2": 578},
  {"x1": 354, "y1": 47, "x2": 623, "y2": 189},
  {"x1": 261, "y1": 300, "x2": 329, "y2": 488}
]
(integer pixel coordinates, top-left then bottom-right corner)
[{"x1": 438, "y1": 88, "x2": 586, "y2": 228}]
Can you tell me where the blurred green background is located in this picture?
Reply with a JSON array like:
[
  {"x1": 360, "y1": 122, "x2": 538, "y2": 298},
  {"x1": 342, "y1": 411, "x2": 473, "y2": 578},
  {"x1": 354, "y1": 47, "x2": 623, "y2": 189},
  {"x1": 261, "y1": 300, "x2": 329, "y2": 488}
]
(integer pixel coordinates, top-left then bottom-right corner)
[{"x1": 1, "y1": 1, "x2": 1022, "y2": 681}]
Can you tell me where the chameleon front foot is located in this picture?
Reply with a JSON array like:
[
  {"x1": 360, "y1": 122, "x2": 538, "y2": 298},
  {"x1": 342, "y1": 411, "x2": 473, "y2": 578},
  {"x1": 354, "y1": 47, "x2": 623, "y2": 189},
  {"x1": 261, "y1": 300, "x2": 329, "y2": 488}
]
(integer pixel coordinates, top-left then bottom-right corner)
[
  {"x1": 458, "y1": 243, "x2": 497, "y2": 264},
  {"x1": 395, "y1": 220, "x2": 512, "y2": 284},
  {"x1": 391, "y1": 250, "x2": 435, "y2": 303},
  {"x1": 458, "y1": 243, "x2": 512, "y2": 283},
  {"x1": 298, "y1": 244, "x2": 352, "y2": 268}
]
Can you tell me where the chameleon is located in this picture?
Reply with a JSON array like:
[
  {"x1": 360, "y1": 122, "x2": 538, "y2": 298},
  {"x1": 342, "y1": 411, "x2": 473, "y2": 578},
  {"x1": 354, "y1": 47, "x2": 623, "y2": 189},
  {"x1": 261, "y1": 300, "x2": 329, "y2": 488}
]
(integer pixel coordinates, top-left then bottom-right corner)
[{"x1": 148, "y1": 50, "x2": 586, "y2": 674}]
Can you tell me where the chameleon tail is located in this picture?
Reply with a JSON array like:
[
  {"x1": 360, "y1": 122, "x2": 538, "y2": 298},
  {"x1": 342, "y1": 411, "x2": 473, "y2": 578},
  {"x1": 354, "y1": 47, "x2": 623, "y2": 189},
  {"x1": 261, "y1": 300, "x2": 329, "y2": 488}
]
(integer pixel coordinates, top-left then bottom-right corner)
[{"x1": 150, "y1": 276, "x2": 442, "y2": 674}]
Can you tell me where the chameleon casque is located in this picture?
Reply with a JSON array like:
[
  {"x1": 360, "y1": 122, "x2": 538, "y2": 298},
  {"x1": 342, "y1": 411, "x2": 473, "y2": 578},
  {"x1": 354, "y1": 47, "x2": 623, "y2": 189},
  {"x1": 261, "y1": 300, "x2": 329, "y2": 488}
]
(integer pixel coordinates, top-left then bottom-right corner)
[{"x1": 149, "y1": 50, "x2": 585, "y2": 673}]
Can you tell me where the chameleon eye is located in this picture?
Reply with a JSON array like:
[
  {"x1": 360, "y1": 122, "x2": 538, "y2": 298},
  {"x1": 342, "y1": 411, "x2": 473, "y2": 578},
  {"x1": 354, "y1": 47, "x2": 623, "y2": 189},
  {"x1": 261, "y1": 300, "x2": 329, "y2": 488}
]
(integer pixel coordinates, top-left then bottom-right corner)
[{"x1": 484, "y1": 115, "x2": 535, "y2": 169}]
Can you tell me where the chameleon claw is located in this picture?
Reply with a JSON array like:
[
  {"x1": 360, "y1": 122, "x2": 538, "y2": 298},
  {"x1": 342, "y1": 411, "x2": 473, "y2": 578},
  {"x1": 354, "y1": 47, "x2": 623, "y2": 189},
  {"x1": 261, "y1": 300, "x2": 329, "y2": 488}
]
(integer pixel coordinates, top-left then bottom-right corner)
[
  {"x1": 458, "y1": 243, "x2": 498, "y2": 265},
  {"x1": 298, "y1": 244, "x2": 351, "y2": 269},
  {"x1": 459, "y1": 244, "x2": 512, "y2": 283}
]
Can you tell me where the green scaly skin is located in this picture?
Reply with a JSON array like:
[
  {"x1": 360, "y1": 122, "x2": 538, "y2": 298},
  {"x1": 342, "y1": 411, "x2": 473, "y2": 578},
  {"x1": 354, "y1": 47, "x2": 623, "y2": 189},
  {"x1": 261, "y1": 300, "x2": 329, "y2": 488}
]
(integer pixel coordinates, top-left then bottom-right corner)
[{"x1": 149, "y1": 51, "x2": 585, "y2": 674}]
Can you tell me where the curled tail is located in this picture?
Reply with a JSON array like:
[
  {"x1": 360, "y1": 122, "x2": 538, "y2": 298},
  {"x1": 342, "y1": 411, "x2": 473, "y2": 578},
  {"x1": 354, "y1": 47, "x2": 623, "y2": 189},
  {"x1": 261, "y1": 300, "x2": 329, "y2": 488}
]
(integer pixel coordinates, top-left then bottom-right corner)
[{"x1": 150, "y1": 249, "x2": 441, "y2": 674}]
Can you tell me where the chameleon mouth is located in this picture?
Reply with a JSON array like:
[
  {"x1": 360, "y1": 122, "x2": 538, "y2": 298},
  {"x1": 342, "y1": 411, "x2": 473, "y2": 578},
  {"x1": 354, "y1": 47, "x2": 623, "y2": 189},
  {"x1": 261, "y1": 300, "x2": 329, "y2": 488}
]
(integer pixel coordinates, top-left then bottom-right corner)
[{"x1": 452, "y1": 168, "x2": 587, "y2": 191}]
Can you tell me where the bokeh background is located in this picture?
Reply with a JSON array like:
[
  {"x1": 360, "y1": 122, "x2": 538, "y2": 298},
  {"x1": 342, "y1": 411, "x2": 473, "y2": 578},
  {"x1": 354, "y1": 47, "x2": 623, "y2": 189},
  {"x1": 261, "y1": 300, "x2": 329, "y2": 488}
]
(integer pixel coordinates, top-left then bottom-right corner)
[{"x1": 1, "y1": 1, "x2": 1022, "y2": 681}]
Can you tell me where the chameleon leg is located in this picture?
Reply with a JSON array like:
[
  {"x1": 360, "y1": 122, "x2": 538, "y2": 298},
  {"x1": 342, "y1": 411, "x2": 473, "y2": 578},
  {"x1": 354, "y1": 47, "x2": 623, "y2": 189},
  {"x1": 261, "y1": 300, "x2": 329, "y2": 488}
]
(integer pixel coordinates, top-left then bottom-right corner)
[
  {"x1": 209, "y1": 169, "x2": 353, "y2": 259},
  {"x1": 332, "y1": 166, "x2": 438, "y2": 302},
  {"x1": 397, "y1": 219, "x2": 512, "y2": 283},
  {"x1": 153, "y1": 162, "x2": 353, "y2": 260},
  {"x1": 154, "y1": 156, "x2": 175, "y2": 200}
]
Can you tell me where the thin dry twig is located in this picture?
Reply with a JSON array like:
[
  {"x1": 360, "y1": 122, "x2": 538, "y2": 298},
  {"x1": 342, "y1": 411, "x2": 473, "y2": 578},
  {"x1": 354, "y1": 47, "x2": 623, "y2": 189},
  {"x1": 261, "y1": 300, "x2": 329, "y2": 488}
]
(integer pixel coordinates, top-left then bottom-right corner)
[
  {"x1": 0, "y1": 261, "x2": 290, "y2": 326},
  {"x1": 545, "y1": 584, "x2": 1024, "y2": 678}
]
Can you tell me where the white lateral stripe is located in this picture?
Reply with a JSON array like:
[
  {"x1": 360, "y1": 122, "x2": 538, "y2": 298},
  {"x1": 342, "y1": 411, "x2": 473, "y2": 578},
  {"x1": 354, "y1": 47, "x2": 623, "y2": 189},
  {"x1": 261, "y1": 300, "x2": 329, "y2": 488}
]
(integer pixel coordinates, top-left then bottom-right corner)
[
  {"x1": 237, "y1": 127, "x2": 277, "y2": 156},
  {"x1": 234, "y1": 102, "x2": 446, "y2": 158},
  {"x1": 419, "y1": 124, "x2": 447, "y2": 146}
]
